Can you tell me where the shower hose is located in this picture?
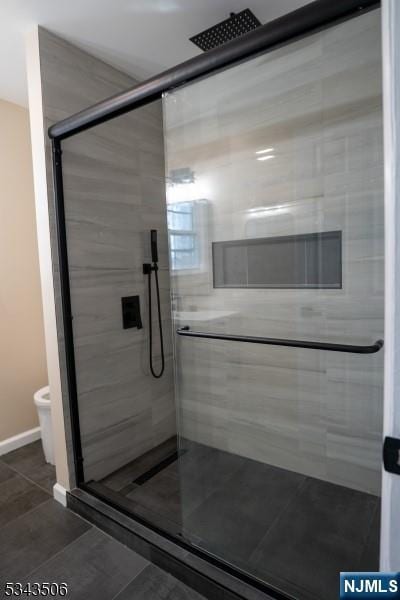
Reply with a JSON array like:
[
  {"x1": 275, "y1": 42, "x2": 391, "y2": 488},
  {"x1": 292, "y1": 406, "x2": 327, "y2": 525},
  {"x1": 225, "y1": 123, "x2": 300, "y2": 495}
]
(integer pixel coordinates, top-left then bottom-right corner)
[{"x1": 147, "y1": 264, "x2": 165, "y2": 378}]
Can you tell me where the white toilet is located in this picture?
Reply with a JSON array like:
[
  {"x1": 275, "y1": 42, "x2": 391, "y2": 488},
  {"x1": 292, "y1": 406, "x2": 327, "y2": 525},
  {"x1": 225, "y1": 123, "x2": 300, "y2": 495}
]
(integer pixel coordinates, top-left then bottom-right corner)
[{"x1": 34, "y1": 386, "x2": 55, "y2": 465}]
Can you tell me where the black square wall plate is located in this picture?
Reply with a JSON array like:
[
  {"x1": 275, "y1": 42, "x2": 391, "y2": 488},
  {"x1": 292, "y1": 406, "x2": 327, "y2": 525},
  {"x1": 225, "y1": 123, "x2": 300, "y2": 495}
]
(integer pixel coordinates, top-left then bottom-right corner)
[{"x1": 121, "y1": 296, "x2": 142, "y2": 330}]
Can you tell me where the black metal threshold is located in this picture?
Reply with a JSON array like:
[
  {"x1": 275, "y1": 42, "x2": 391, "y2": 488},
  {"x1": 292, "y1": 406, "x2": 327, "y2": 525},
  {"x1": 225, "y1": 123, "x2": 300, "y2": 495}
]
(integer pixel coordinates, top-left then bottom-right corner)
[{"x1": 67, "y1": 486, "x2": 294, "y2": 600}]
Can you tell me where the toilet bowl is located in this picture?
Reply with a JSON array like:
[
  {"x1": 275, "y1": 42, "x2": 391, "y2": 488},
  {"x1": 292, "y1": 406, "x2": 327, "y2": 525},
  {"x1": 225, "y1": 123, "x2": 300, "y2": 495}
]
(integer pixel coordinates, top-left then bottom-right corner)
[{"x1": 34, "y1": 386, "x2": 54, "y2": 465}]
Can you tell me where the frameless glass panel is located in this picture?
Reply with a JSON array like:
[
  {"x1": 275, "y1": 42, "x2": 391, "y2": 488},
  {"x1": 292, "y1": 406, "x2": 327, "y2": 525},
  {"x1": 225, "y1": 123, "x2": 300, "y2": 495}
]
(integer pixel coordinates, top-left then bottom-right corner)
[{"x1": 164, "y1": 7, "x2": 383, "y2": 599}]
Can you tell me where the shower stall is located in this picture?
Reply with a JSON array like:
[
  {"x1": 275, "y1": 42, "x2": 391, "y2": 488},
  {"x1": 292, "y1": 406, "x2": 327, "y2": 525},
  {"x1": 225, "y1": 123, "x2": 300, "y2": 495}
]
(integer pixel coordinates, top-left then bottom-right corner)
[{"x1": 49, "y1": 1, "x2": 385, "y2": 598}]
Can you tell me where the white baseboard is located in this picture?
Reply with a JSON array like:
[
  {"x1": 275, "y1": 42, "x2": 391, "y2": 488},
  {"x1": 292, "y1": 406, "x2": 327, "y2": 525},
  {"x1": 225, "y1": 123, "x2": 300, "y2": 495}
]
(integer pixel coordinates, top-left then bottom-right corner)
[
  {"x1": 0, "y1": 427, "x2": 41, "y2": 457},
  {"x1": 53, "y1": 483, "x2": 67, "y2": 507}
]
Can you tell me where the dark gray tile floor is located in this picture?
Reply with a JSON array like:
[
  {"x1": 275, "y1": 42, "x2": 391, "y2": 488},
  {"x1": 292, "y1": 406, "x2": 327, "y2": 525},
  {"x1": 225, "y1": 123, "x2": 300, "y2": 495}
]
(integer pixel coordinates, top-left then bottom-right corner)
[
  {"x1": 99, "y1": 439, "x2": 380, "y2": 600},
  {"x1": 0, "y1": 442, "x2": 206, "y2": 600},
  {"x1": 1, "y1": 440, "x2": 57, "y2": 493},
  {"x1": 115, "y1": 564, "x2": 206, "y2": 600}
]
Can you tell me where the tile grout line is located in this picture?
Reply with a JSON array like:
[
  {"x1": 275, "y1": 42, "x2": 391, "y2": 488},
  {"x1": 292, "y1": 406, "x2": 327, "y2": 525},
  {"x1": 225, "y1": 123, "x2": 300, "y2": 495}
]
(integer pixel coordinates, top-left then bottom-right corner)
[
  {"x1": 248, "y1": 476, "x2": 309, "y2": 564},
  {"x1": 22, "y1": 528, "x2": 95, "y2": 581},
  {"x1": 110, "y1": 562, "x2": 149, "y2": 600},
  {"x1": 0, "y1": 462, "x2": 85, "y2": 537},
  {"x1": 0, "y1": 479, "x2": 50, "y2": 514},
  {"x1": 0, "y1": 497, "x2": 55, "y2": 533},
  {"x1": 23, "y1": 522, "x2": 150, "y2": 594},
  {"x1": 0, "y1": 457, "x2": 55, "y2": 496}
]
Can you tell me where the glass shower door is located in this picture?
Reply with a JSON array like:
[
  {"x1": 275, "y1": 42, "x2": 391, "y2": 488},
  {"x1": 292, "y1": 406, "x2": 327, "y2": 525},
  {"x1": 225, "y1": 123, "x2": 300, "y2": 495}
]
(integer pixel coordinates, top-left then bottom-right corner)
[{"x1": 164, "y1": 7, "x2": 383, "y2": 599}]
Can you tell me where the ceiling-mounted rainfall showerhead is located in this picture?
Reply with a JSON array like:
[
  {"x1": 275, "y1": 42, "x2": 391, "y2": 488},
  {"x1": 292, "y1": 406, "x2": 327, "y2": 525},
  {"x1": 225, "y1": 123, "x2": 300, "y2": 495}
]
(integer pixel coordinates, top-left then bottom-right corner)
[{"x1": 190, "y1": 9, "x2": 261, "y2": 52}]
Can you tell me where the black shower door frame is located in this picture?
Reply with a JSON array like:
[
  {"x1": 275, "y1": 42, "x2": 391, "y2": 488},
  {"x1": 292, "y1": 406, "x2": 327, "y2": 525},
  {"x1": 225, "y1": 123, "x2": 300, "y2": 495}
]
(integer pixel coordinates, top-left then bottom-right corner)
[{"x1": 48, "y1": 0, "x2": 380, "y2": 596}]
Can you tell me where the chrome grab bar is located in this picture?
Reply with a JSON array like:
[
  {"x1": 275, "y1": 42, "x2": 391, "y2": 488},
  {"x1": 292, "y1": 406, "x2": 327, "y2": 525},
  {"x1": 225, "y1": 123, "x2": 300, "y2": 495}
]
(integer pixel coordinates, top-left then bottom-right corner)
[{"x1": 177, "y1": 327, "x2": 383, "y2": 354}]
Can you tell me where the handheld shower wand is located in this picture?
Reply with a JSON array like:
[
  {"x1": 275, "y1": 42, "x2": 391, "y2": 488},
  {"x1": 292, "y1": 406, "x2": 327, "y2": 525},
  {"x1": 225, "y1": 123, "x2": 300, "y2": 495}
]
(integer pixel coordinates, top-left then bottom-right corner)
[
  {"x1": 143, "y1": 230, "x2": 165, "y2": 378},
  {"x1": 150, "y1": 229, "x2": 158, "y2": 263}
]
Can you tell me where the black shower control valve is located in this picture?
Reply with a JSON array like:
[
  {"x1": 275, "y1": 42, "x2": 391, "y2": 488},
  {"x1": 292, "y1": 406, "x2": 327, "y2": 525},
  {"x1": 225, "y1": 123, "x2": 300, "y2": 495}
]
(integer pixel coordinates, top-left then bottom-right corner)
[
  {"x1": 143, "y1": 263, "x2": 152, "y2": 275},
  {"x1": 121, "y1": 296, "x2": 143, "y2": 330}
]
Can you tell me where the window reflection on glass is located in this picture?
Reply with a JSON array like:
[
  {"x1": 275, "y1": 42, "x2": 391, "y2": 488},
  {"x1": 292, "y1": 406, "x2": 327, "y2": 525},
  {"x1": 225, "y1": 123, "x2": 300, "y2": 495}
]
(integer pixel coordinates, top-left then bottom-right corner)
[{"x1": 167, "y1": 202, "x2": 200, "y2": 271}]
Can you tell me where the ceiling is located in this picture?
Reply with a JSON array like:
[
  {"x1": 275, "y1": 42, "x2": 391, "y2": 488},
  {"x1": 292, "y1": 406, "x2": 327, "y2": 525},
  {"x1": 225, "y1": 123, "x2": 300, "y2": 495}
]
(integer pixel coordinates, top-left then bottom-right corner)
[{"x1": 2, "y1": 0, "x2": 309, "y2": 108}]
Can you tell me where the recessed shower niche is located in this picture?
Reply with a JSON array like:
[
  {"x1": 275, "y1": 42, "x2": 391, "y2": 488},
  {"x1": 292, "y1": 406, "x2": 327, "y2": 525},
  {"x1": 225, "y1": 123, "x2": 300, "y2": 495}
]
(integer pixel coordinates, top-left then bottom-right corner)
[{"x1": 212, "y1": 230, "x2": 342, "y2": 288}]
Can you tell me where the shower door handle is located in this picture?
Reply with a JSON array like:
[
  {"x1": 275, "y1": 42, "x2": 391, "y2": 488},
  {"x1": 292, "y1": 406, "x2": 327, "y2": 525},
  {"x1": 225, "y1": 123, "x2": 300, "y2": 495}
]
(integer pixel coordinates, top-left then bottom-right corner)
[{"x1": 176, "y1": 327, "x2": 383, "y2": 354}]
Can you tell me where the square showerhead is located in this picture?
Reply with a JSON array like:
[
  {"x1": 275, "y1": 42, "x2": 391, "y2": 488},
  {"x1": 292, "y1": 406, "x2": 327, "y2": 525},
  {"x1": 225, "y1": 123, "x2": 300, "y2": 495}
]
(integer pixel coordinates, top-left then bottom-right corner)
[{"x1": 190, "y1": 9, "x2": 261, "y2": 52}]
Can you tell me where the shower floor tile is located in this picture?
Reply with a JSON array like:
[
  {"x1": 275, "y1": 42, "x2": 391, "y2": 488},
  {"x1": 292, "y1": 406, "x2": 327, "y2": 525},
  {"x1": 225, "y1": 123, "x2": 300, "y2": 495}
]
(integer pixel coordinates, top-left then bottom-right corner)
[
  {"x1": 113, "y1": 563, "x2": 206, "y2": 600},
  {"x1": 126, "y1": 469, "x2": 183, "y2": 525},
  {"x1": 182, "y1": 459, "x2": 306, "y2": 565},
  {"x1": 248, "y1": 477, "x2": 380, "y2": 600},
  {"x1": 0, "y1": 468, "x2": 49, "y2": 528},
  {"x1": 97, "y1": 439, "x2": 381, "y2": 600}
]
